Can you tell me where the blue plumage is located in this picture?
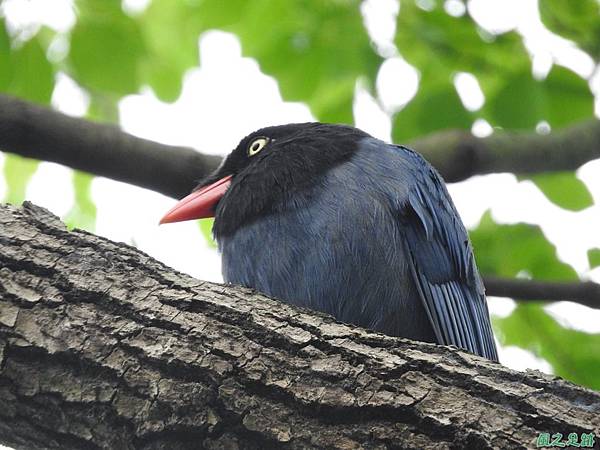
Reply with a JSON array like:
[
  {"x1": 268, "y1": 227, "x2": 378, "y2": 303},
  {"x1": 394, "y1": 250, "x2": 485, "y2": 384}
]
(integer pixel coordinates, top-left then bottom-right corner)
[
  {"x1": 218, "y1": 135, "x2": 498, "y2": 361},
  {"x1": 161, "y1": 123, "x2": 498, "y2": 360}
]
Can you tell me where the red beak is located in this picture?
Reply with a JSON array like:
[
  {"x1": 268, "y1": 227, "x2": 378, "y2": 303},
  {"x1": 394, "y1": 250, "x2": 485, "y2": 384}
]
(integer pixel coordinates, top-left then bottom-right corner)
[{"x1": 159, "y1": 175, "x2": 233, "y2": 224}]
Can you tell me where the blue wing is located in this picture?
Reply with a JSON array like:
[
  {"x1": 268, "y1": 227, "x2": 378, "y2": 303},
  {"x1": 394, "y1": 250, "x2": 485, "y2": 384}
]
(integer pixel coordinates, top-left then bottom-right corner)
[{"x1": 396, "y1": 146, "x2": 498, "y2": 361}]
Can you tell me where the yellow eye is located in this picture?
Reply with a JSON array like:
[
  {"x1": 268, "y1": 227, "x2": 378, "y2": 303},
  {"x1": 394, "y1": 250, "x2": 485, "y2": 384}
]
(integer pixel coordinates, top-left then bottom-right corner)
[{"x1": 248, "y1": 137, "x2": 269, "y2": 156}]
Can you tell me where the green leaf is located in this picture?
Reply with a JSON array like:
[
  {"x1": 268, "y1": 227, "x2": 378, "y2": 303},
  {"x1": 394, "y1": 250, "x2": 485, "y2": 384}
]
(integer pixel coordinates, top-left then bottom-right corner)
[
  {"x1": 144, "y1": 61, "x2": 184, "y2": 102},
  {"x1": 70, "y1": 1, "x2": 146, "y2": 95},
  {"x1": 543, "y1": 66, "x2": 594, "y2": 128},
  {"x1": 486, "y1": 66, "x2": 593, "y2": 130},
  {"x1": 393, "y1": 83, "x2": 472, "y2": 143},
  {"x1": 529, "y1": 172, "x2": 593, "y2": 211},
  {"x1": 395, "y1": 1, "x2": 529, "y2": 89},
  {"x1": 87, "y1": 95, "x2": 120, "y2": 123},
  {"x1": 6, "y1": 37, "x2": 54, "y2": 104},
  {"x1": 470, "y1": 211, "x2": 578, "y2": 281},
  {"x1": 199, "y1": 218, "x2": 217, "y2": 249},
  {"x1": 487, "y1": 71, "x2": 543, "y2": 130},
  {"x1": 394, "y1": 3, "x2": 594, "y2": 133},
  {"x1": 2, "y1": 154, "x2": 39, "y2": 205},
  {"x1": 310, "y1": 77, "x2": 357, "y2": 124},
  {"x1": 588, "y1": 248, "x2": 600, "y2": 270},
  {"x1": 495, "y1": 303, "x2": 600, "y2": 391},
  {"x1": 539, "y1": 0, "x2": 600, "y2": 60},
  {"x1": 252, "y1": 0, "x2": 381, "y2": 123},
  {"x1": 0, "y1": 21, "x2": 12, "y2": 90},
  {"x1": 139, "y1": 0, "x2": 201, "y2": 101},
  {"x1": 96, "y1": 0, "x2": 380, "y2": 118},
  {"x1": 64, "y1": 171, "x2": 96, "y2": 231},
  {"x1": 186, "y1": 0, "x2": 380, "y2": 123},
  {"x1": 392, "y1": 1, "x2": 531, "y2": 141}
]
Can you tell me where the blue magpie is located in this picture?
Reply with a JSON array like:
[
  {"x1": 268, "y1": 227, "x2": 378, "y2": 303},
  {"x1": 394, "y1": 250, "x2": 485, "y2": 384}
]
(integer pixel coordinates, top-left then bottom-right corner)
[{"x1": 161, "y1": 123, "x2": 498, "y2": 361}]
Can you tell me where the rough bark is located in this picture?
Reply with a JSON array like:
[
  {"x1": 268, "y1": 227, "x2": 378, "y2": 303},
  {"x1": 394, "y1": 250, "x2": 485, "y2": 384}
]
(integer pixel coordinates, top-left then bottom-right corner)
[{"x1": 0, "y1": 202, "x2": 599, "y2": 450}]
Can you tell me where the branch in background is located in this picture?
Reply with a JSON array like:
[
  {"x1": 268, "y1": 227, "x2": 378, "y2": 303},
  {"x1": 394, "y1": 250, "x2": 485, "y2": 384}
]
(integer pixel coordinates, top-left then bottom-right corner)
[
  {"x1": 1, "y1": 202, "x2": 598, "y2": 449},
  {"x1": 0, "y1": 94, "x2": 222, "y2": 199},
  {"x1": 411, "y1": 121, "x2": 600, "y2": 182},
  {"x1": 1, "y1": 94, "x2": 600, "y2": 308},
  {"x1": 484, "y1": 276, "x2": 600, "y2": 309},
  {"x1": 2, "y1": 95, "x2": 600, "y2": 196}
]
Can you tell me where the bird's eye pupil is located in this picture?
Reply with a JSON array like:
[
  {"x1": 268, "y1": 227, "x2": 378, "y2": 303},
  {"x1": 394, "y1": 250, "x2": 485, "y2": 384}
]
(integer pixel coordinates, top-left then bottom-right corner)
[{"x1": 253, "y1": 143, "x2": 259, "y2": 151}]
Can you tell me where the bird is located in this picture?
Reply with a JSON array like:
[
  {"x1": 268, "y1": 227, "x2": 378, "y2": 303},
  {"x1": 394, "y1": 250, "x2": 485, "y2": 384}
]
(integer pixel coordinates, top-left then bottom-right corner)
[{"x1": 160, "y1": 123, "x2": 498, "y2": 361}]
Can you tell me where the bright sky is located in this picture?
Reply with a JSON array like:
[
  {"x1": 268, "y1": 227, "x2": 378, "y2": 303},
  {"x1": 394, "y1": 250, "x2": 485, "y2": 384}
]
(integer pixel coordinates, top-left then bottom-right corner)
[{"x1": 1, "y1": 0, "x2": 600, "y2": 379}]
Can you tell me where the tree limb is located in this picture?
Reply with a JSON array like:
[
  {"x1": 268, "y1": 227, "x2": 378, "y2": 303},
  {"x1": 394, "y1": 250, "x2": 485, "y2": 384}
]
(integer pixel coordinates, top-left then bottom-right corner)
[
  {"x1": 0, "y1": 94, "x2": 222, "y2": 199},
  {"x1": 2, "y1": 95, "x2": 600, "y2": 193},
  {"x1": 484, "y1": 276, "x2": 600, "y2": 309},
  {"x1": 1, "y1": 94, "x2": 599, "y2": 308},
  {"x1": 410, "y1": 121, "x2": 600, "y2": 182},
  {"x1": 1, "y1": 202, "x2": 599, "y2": 449}
]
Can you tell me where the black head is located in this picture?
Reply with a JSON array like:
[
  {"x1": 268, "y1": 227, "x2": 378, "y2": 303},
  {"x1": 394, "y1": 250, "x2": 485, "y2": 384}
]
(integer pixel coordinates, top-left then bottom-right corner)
[{"x1": 196, "y1": 122, "x2": 371, "y2": 238}]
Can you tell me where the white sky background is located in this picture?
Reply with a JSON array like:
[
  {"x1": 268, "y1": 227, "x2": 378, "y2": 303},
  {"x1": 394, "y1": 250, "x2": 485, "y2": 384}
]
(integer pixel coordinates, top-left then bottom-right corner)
[{"x1": 1, "y1": 0, "x2": 600, "y2": 379}]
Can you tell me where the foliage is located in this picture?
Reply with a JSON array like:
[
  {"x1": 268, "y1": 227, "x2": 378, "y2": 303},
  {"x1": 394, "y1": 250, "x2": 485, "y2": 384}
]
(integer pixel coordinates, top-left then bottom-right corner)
[
  {"x1": 495, "y1": 303, "x2": 600, "y2": 391},
  {"x1": 2, "y1": 154, "x2": 38, "y2": 205},
  {"x1": 539, "y1": 0, "x2": 600, "y2": 60},
  {"x1": 0, "y1": 0, "x2": 599, "y2": 389},
  {"x1": 63, "y1": 171, "x2": 97, "y2": 232},
  {"x1": 588, "y1": 248, "x2": 600, "y2": 270},
  {"x1": 470, "y1": 212, "x2": 578, "y2": 282},
  {"x1": 529, "y1": 172, "x2": 593, "y2": 212},
  {"x1": 0, "y1": 22, "x2": 54, "y2": 103},
  {"x1": 199, "y1": 218, "x2": 217, "y2": 249},
  {"x1": 71, "y1": 2, "x2": 146, "y2": 96}
]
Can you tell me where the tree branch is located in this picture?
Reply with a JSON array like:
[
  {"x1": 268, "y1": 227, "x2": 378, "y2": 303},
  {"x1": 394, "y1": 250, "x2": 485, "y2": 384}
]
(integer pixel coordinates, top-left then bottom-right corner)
[
  {"x1": 410, "y1": 120, "x2": 600, "y2": 182},
  {"x1": 484, "y1": 276, "x2": 600, "y2": 309},
  {"x1": 0, "y1": 94, "x2": 222, "y2": 199},
  {"x1": 1, "y1": 94, "x2": 600, "y2": 309},
  {"x1": 2, "y1": 95, "x2": 599, "y2": 194},
  {"x1": 1, "y1": 202, "x2": 599, "y2": 449}
]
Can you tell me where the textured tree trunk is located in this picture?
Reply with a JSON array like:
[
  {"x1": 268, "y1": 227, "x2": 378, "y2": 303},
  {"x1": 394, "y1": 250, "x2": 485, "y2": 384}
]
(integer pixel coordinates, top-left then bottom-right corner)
[{"x1": 0, "y1": 202, "x2": 598, "y2": 450}]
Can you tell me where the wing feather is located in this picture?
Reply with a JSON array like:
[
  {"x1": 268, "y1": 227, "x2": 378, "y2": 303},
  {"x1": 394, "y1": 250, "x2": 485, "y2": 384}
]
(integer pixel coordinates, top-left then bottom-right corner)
[{"x1": 397, "y1": 147, "x2": 498, "y2": 361}]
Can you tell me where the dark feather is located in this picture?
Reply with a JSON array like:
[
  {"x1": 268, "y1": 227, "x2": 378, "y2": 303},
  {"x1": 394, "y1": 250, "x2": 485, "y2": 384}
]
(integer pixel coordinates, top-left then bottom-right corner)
[
  {"x1": 206, "y1": 124, "x2": 498, "y2": 361},
  {"x1": 397, "y1": 145, "x2": 498, "y2": 361}
]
